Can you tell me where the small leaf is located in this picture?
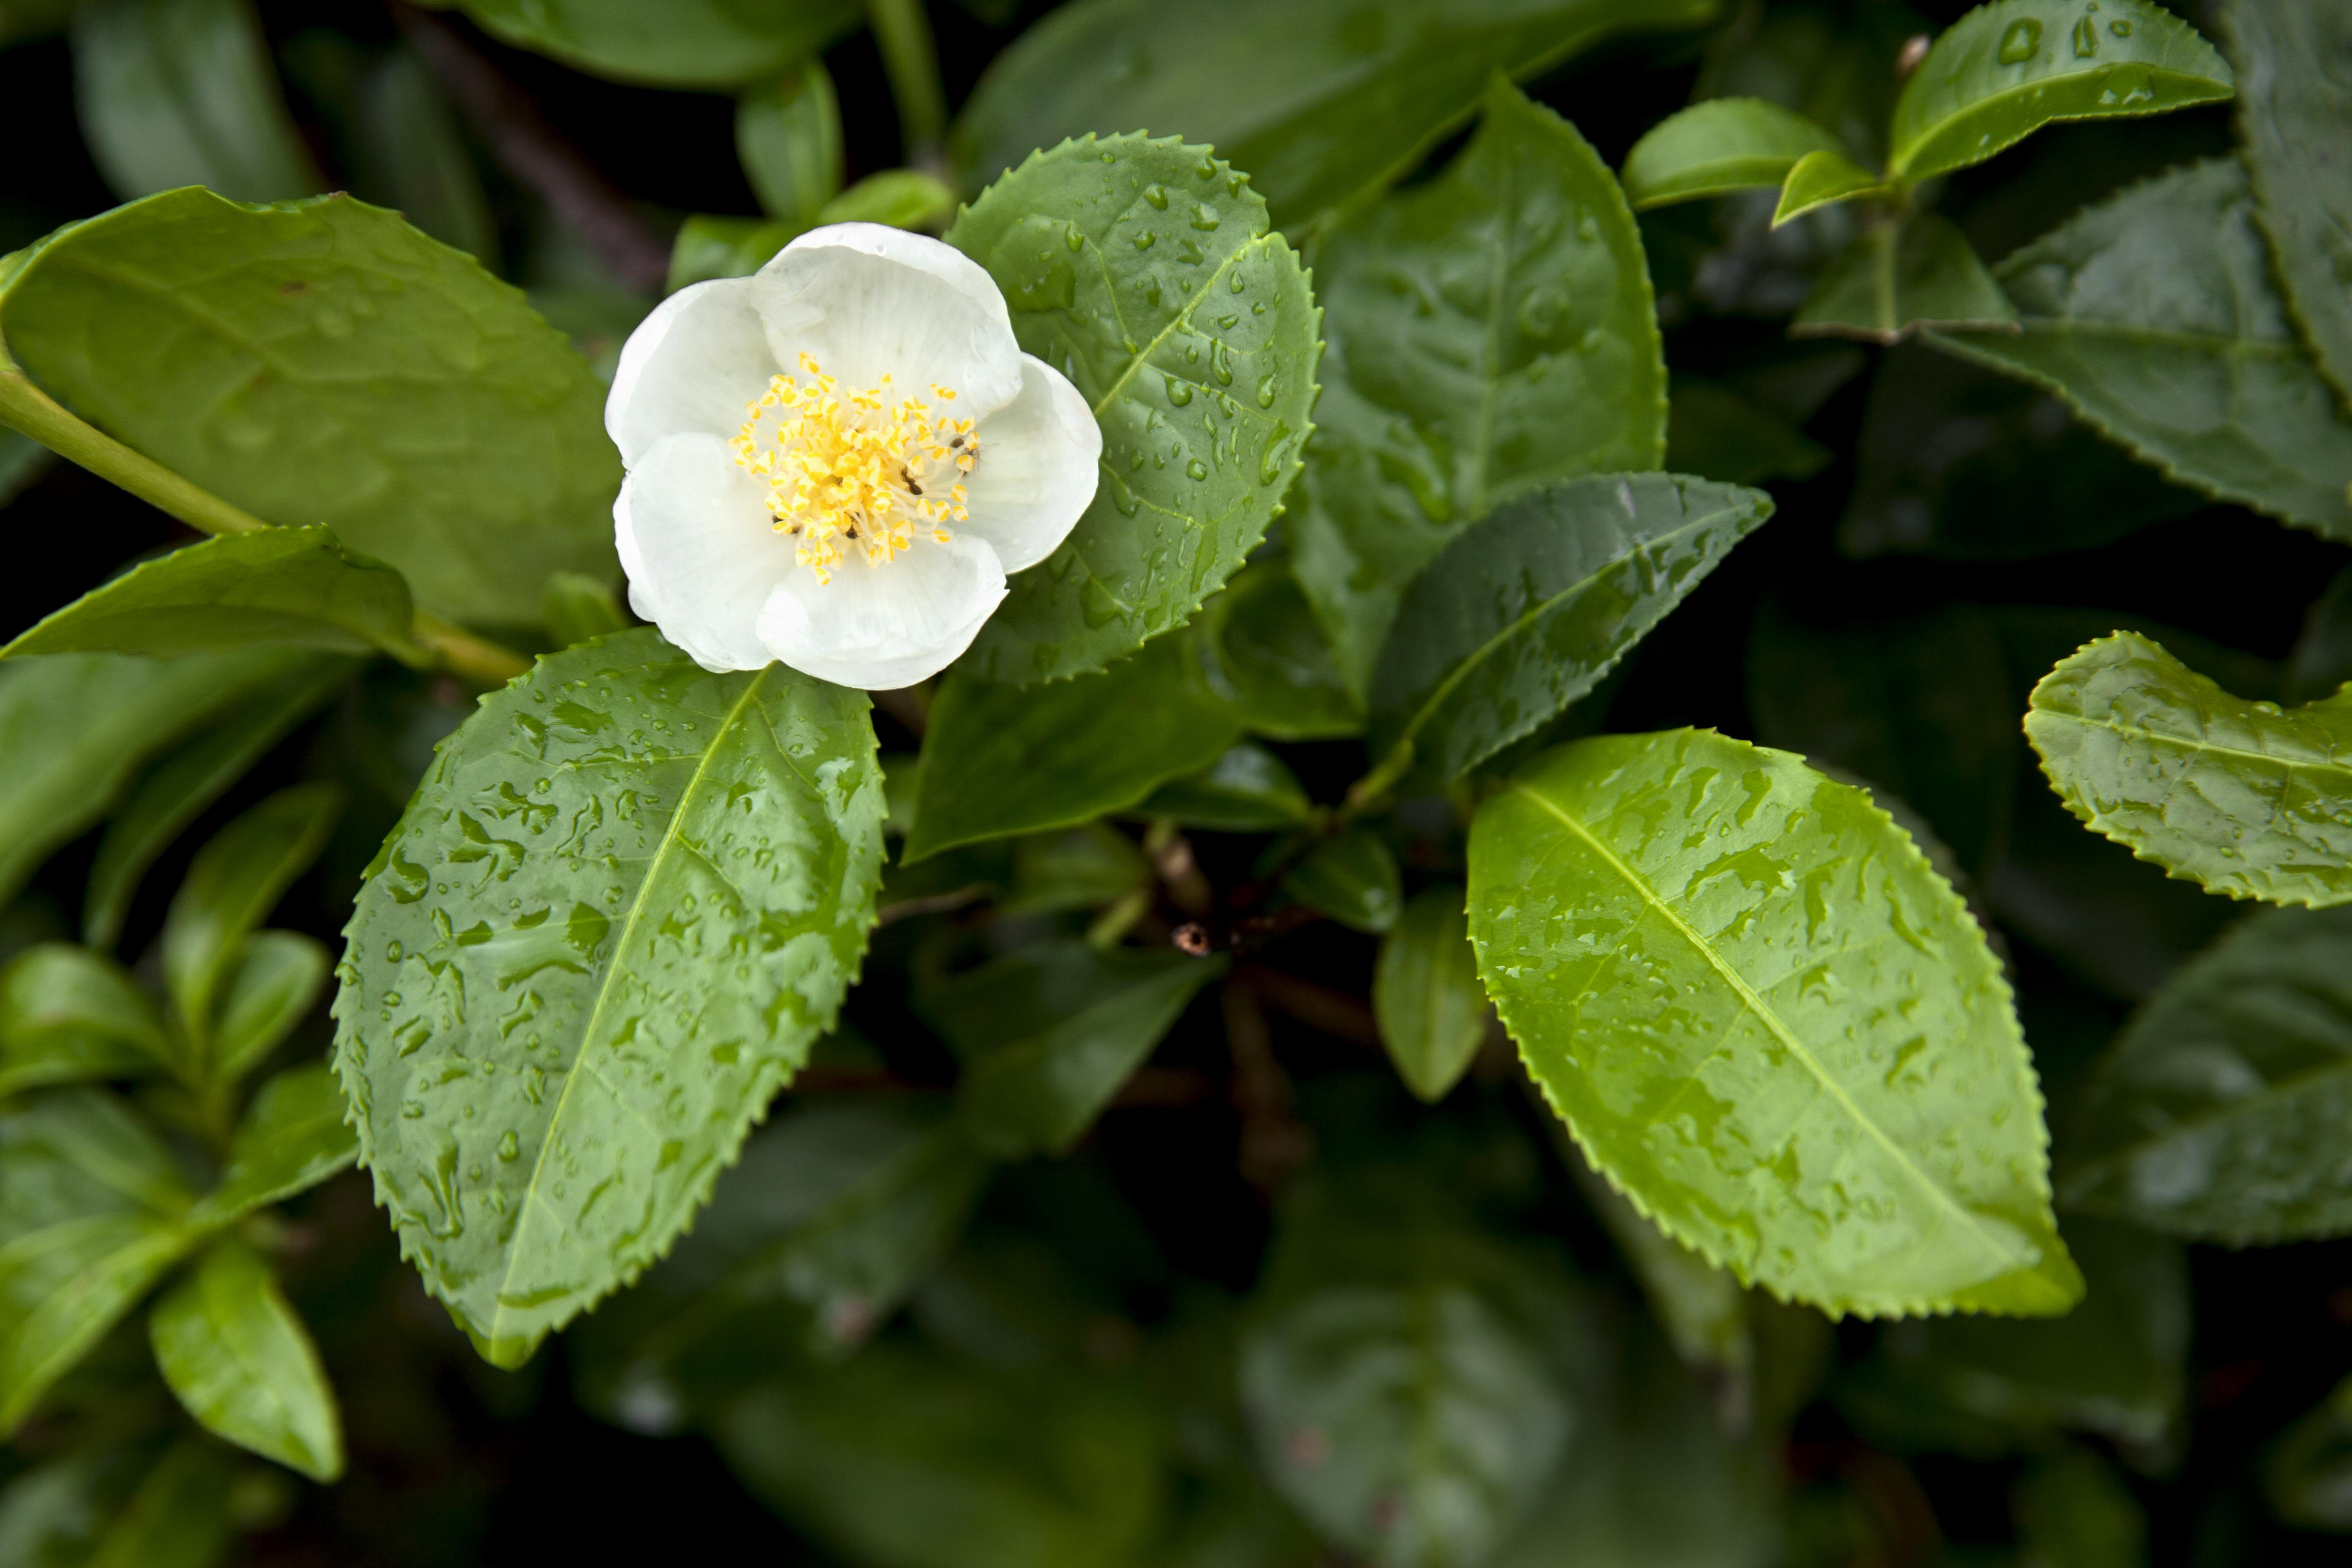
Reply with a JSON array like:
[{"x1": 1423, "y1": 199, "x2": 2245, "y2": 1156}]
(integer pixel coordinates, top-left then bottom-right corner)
[
  {"x1": 82, "y1": 1440, "x2": 235, "y2": 1568},
  {"x1": 666, "y1": 214, "x2": 799, "y2": 292},
  {"x1": 208, "y1": 933, "x2": 330, "y2": 1088},
  {"x1": 1887, "y1": 0, "x2": 2234, "y2": 186},
  {"x1": 2231, "y1": 0, "x2": 2352, "y2": 406},
  {"x1": 1000, "y1": 825, "x2": 1148, "y2": 917},
  {"x1": 333, "y1": 629, "x2": 886, "y2": 1366},
  {"x1": 1373, "y1": 886, "x2": 1489, "y2": 1102},
  {"x1": 906, "y1": 633, "x2": 1242, "y2": 862},
  {"x1": 1368, "y1": 473, "x2": 1772, "y2": 791},
  {"x1": 0, "y1": 526, "x2": 420, "y2": 661},
  {"x1": 0, "y1": 1448, "x2": 141, "y2": 1565},
  {"x1": 1620, "y1": 97, "x2": 1848, "y2": 209},
  {"x1": 187, "y1": 1063, "x2": 357, "y2": 1231},
  {"x1": 453, "y1": 0, "x2": 860, "y2": 89},
  {"x1": 161, "y1": 783, "x2": 341, "y2": 1052},
  {"x1": 1279, "y1": 830, "x2": 1401, "y2": 934},
  {"x1": 737, "y1": 59, "x2": 842, "y2": 224},
  {"x1": 1794, "y1": 213, "x2": 2018, "y2": 344},
  {"x1": 1665, "y1": 379, "x2": 1831, "y2": 487},
  {"x1": 2025, "y1": 632, "x2": 2352, "y2": 907},
  {"x1": 1137, "y1": 744, "x2": 1315, "y2": 833},
  {"x1": 2267, "y1": 1376, "x2": 2352, "y2": 1532},
  {"x1": 1469, "y1": 729, "x2": 2079, "y2": 1317},
  {"x1": 150, "y1": 1238, "x2": 342, "y2": 1481},
  {"x1": 0, "y1": 945, "x2": 173, "y2": 1097},
  {"x1": 946, "y1": 134, "x2": 1320, "y2": 683},
  {"x1": 346, "y1": 48, "x2": 502, "y2": 266},
  {"x1": 1562, "y1": 1152, "x2": 1751, "y2": 1382},
  {"x1": 539, "y1": 571, "x2": 627, "y2": 649},
  {"x1": 2012, "y1": 1446, "x2": 2150, "y2": 1568},
  {"x1": 1770, "y1": 147, "x2": 1885, "y2": 224},
  {"x1": 1194, "y1": 560, "x2": 1361, "y2": 742},
  {"x1": 817, "y1": 170, "x2": 959, "y2": 232}
]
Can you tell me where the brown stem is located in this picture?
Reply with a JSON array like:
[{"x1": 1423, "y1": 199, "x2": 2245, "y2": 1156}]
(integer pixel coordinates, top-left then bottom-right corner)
[
  {"x1": 1239, "y1": 965, "x2": 1380, "y2": 1049},
  {"x1": 1223, "y1": 977, "x2": 1312, "y2": 1194}
]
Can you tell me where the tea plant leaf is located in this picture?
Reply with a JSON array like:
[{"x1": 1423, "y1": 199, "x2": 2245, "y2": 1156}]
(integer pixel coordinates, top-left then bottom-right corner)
[
  {"x1": 2025, "y1": 632, "x2": 2352, "y2": 907},
  {"x1": 820, "y1": 170, "x2": 957, "y2": 232},
  {"x1": 1621, "y1": 97, "x2": 1848, "y2": 209},
  {"x1": 0, "y1": 946, "x2": 172, "y2": 1098},
  {"x1": 188, "y1": 1063, "x2": 359, "y2": 1230},
  {"x1": 1932, "y1": 157, "x2": 2352, "y2": 540},
  {"x1": 1887, "y1": 0, "x2": 2235, "y2": 187},
  {"x1": 1292, "y1": 81, "x2": 1666, "y2": 691},
  {"x1": 1194, "y1": 560, "x2": 1360, "y2": 742},
  {"x1": 452, "y1": 0, "x2": 860, "y2": 90},
  {"x1": 1794, "y1": 213, "x2": 2017, "y2": 343},
  {"x1": 2059, "y1": 905, "x2": 2352, "y2": 1242},
  {"x1": 946, "y1": 134, "x2": 1319, "y2": 683},
  {"x1": 161, "y1": 783, "x2": 341, "y2": 1053},
  {"x1": 333, "y1": 629, "x2": 887, "y2": 1367},
  {"x1": 0, "y1": 188, "x2": 620, "y2": 622},
  {"x1": 1771, "y1": 147, "x2": 1885, "y2": 224},
  {"x1": 738, "y1": 60, "x2": 842, "y2": 224},
  {"x1": 1666, "y1": 380, "x2": 1831, "y2": 487},
  {"x1": 541, "y1": 572, "x2": 627, "y2": 651},
  {"x1": 209, "y1": 933, "x2": 330, "y2": 1088},
  {"x1": 346, "y1": 48, "x2": 502, "y2": 266},
  {"x1": 1280, "y1": 829, "x2": 1401, "y2": 935},
  {"x1": 1368, "y1": 474, "x2": 1772, "y2": 791},
  {"x1": 1468, "y1": 729, "x2": 2079, "y2": 1317},
  {"x1": 150, "y1": 1238, "x2": 342, "y2": 1481},
  {"x1": 1374, "y1": 886, "x2": 1490, "y2": 1103},
  {"x1": 81, "y1": 1441, "x2": 234, "y2": 1568},
  {"x1": 2227, "y1": 0, "x2": 2352, "y2": 405},
  {"x1": 1137, "y1": 744, "x2": 1315, "y2": 832}
]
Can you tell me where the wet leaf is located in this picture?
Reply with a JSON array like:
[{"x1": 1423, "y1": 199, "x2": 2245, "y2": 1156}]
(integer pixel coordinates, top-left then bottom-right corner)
[
  {"x1": 737, "y1": 60, "x2": 842, "y2": 225},
  {"x1": 452, "y1": 0, "x2": 860, "y2": 89},
  {"x1": 1373, "y1": 886, "x2": 1489, "y2": 1102},
  {"x1": 2231, "y1": 0, "x2": 2352, "y2": 405},
  {"x1": 160, "y1": 783, "x2": 340, "y2": 1056},
  {"x1": 1622, "y1": 97, "x2": 1849, "y2": 209},
  {"x1": 187, "y1": 1063, "x2": 358, "y2": 1230},
  {"x1": 150, "y1": 1238, "x2": 342, "y2": 1481},
  {"x1": 1793, "y1": 213, "x2": 2017, "y2": 343},
  {"x1": 1772, "y1": 148, "x2": 1885, "y2": 226},
  {"x1": 1195, "y1": 561, "x2": 1361, "y2": 743},
  {"x1": 1279, "y1": 830, "x2": 1400, "y2": 935}
]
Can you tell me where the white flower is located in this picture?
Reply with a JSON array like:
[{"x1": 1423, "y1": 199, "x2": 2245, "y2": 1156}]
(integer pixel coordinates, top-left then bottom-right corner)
[{"x1": 604, "y1": 222, "x2": 1101, "y2": 689}]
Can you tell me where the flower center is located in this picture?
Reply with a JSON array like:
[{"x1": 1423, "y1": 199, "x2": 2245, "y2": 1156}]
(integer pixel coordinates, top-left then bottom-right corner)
[{"x1": 730, "y1": 353, "x2": 978, "y2": 584}]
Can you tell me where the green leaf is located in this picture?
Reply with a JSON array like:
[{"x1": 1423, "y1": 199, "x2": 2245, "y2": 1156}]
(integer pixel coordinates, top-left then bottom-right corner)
[
  {"x1": 2013, "y1": 1446, "x2": 2149, "y2": 1568},
  {"x1": 0, "y1": 946, "x2": 172, "y2": 1098},
  {"x1": 453, "y1": 0, "x2": 860, "y2": 89},
  {"x1": 907, "y1": 633, "x2": 1242, "y2": 862},
  {"x1": 2025, "y1": 631, "x2": 2352, "y2": 907},
  {"x1": 1000, "y1": 825, "x2": 1149, "y2": 916},
  {"x1": 0, "y1": 0, "x2": 75, "y2": 46},
  {"x1": 1887, "y1": 0, "x2": 2234, "y2": 186},
  {"x1": 0, "y1": 427, "x2": 49, "y2": 508},
  {"x1": 953, "y1": 0, "x2": 1720, "y2": 225},
  {"x1": 1279, "y1": 830, "x2": 1400, "y2": 935},
  {"x1": 1621, "y1": 97, "x2": 1848, "y2": 209},
  {"x1": 1137, "y1": 744, "x2": 1315, "y2": 833},
  {"x1": 1367, "y1": 474, "x2": 1772, "y2": 791},
  {"x1": 348, "y1": 49, "x2": 502, "y2": 266},
  {"x1": 187, "y1": 1063, "x2": 358, "y2": 1231},
  {"x1": 161, "y1": 783, "x2": 340, "y2": 1052},
  {"x1": 1194, "y1": 560, "x2": 1360, "y2": 742},
  {"x1": 1665, "y1": 379, "x2": 1831, "y2": 487},
  {"x1": 333, "y1": 629, "x2": 887, "y2": 1367},
  {"x1": 1469, "y1": 729, "x2": 2079, "y2": 1317},
  {"x1": 666, "y1": 214, "x2": 799, "y2": 293},
  {"x1": 1770, "y1": 147, "x2": 1885, "y2": 225},
  {"x1": 207, "y1": 933, "x2": 329, "y2": 1088},
  {"x1": 2267, "y1": 1376, "x2": 2352, "y2": 1532},
  {"x1": 1562, "y1": 1150, "x2": 1752, "y2": 1383},
  {"x1": 1932, "y1": 157, "x2": 2352, "y2": 539},
  {"x1": 1373, "y1": 886, "x2": 1488, "y2": 1103},
  {"x1": 2057, "y1": 905, "x2": 2352, "y2": 1243},
  {"x1": 926, "y1": 939, "x2": 1228, "y2": 1157},
  {"x1": 738, "y1": 60, "x2": 842, "y2": 224},
  {"x1": 150, "y1": 1238, "x2": 342, "y2": 1481},
  {"x1": 2231, "y1": 0, "x2": 2352, "y2": 406},
  {"x1": 818, "y1": 170, "x2": 959, "y2": 233},
  {"x1": 1291, "y1": 82, "x2": 1666, "y2": 692},
  {"x1": 0, "y1": 527, "x2": 420, "y2": 660},
  {"x1": 0, "y1": 188, "x2": 621, "y2": 622},
  {"x1": 83, "y1": 1440, "x2": 234, "y2": 1568},
  {"x1": 0, "y1": 1447, "x2": 143, "y2": 1568},
  {"x1": 946, "y1": 134, "x2": 1320, "y2": 683},
  {"x1": 72, "y1": 0, "x2": 324, "y2": 203},
  {"x1": 539, "y1": 571, "x2": 627, "y2": 650},
  {"x1": 1793, "y1": 213, "x2": 2019, "y2": 344}
]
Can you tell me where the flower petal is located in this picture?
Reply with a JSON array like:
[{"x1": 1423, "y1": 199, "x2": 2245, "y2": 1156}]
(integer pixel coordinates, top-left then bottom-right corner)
[
  {"x1": 757, "y1": 534, "x2": 1007, "y2": 690},
  {"x1": 604, "y1": 278, "x2": 781, "y2": 468},
  {"x1": 959, "y1": 353, "x2": 1104, "y2": 573},
  {"x1": 615, "y1": 432, "x2": 794, "y2": 673}
]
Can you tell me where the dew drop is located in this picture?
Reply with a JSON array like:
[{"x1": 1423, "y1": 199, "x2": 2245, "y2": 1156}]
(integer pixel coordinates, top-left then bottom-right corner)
[
  {"x1": 1256, "y1": 372, "x2": 1278, "y2": 408},
  {"x1": 1998, "y1": 16, "x2": 2043, "y2": 61},
  {"x1": 1191, "y1": 204, "x2": 1220, "y2": 231},
  {"x1": 1144, "y1": 183, "x2": 1169, "y2": 210},
  {"x1": 1186, "y1": 458, "x2": 1209, "y2": 480},
  {"x1": 2071, "y1": 14, "x2": 2099, "y2": 56},
  {"x1": 1133, "y1": 230, "x2": 1155, "y2": 250},
  {"x1": 1165, "y1": 375, "x2": 1193, "y2": 405},
  {"x1": 1063, "y1": 222, "x2": 1084, "y2": 251}
]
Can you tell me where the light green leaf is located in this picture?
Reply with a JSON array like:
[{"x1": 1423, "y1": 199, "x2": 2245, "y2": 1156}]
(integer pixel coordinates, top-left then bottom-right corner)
[
  {"x1": 0, "y1": 946, "x2": 171, "y2": 1098},
  {"x1": 1932, "y1": 157, "x2": 2352, "y2": 539},
  {"x1": 150, "y1": 1238, "x2": 341, "y2": 1481},
  {"x1": 1, "y1": 527, "x2": 420, "y2": 660},
  {"x1": 72, "y1": 0, "x2": 324, "y2": 203},
  {"x1": 1291, "y1": 81, "x2": 1665, "y2": 692},
  {"x1": 1621, "y1": 97, "x2": 1848, "y2": 209},
  {"x1": 1469, "y1": 729, "x2": 2079, "y2": 1317},
  {"x1": 927, "y1": 939, "x2": 1228, "y2": 1157},
  {"x1": 333, "y1": 628, "x2": 887, "y2": 1367},
  {"x1": 161, "y1": 783, "x2": 340, "y2": 1052},
  {"x1": 1793, "y1": 213, "x2": 2018, "y2": 344},
  {"x1": 208, "y1": 933, "x2": 329, "y2": 1088},
  {"x1": 1665, "y1": 380, "x2": 1831, "y2": 487},
  {"x1": 907, "y1": 633, "x2": 1242, "y2": 862},
  {"x1": 83, "y1": 1440, "x2": 234, "y2": 1568},
  {"x1": 1194, "y1": 560, "x2": 1360, "y2": 742},
  {"x1": 2025, "y1": 631, "x2": 2352, "y2": 907},
  {"x1": 1888, "y1": 0, "x2": 2235, "y2": 186},
  {"x1": 1279, "y1": 830, "x2": 1400, "y2": 935},
  {"x1": 0, "y1": 188, "x2": 621, "y2": 622},
  {"x1": 1373, "y1": 886, "x2": 1488, "y2": 1103},
  {"x1": 953, "y1": 0, "x2": 1720, "y2": 224},
  {"x1": 540, "y1": 571, "x2": 627, "y2": 650},
  {"x1": 1770, "y1": 147, "x2": 1885, "y2": 225},
  {"x1": 738, "y1": 60, "x2": 842, "y2": 225},
  {"x1": 2231, "y1": 0, "x2": 2352, "y2": 406},
  {"x1": 453, "y1": 0, "x2": 860, "y2": 89},
  {"x1": 946, "y1": 134, "x2": 1320, "y2": 683},
  {"x1": 1367, "y1": 474, "x2": 1772, "y2": 792},
  {"x1": 187, "y1": 1063, "x2": 358, "y2": 1231},
  {"x1": 819, "y1": 170, "x2": 959, "y2": 233},
  {"x1": 1138, "y1": 745, "x2": 1315, "y2": 833},
  {"x1": 666, "y1": 214, "x2": 799, "y2": 292}
]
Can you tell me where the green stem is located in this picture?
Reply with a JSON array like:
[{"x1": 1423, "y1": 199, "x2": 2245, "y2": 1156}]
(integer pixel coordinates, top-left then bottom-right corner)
[{"x1": 863, "y1": 0, "x2": 948, "y2": 169}]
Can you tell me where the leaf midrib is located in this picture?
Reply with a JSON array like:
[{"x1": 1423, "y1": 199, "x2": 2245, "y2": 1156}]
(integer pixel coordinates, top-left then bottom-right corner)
[
  {"x1": 2067, "y1": 1043, "x2": 2352, "y2": 1208},
  {"x1": 2038, "y1": 707, "x2": 2352, "y2": 779}
]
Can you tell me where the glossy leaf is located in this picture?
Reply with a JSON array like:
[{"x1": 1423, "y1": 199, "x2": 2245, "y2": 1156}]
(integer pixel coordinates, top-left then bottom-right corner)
[
  {"x1": 1373, "y1": 886, "x2": 1488, "y2": 1103},
  {"x1": 1469, "y1": 729, "x2": 2079, "y2": 1317},
  {"x1": 1887, "y1": 0, "x2": 2235, "y2": 186},
  {"x1": 946, "y1": 135, "x2": 1319, "y2": 683},
  {"x1": 453, "y1": 0, "x2": 860, "y2": 89},
  {"x1": 1137, "y1": 745, "x2": 1315, "y2": 833},
  {"x1": 0, "y1": 946, "x2": 170, "y2": 1098},
  {"x1": 333, "y1": 629, "x2": 887, "y2": 1367},
  {"x1": 738, "y1": 60, "x2": 842, "y2": 224},
  {"x1": 1291, "y1": 82, "x2": 1666, "y2": 691},
  {"x1": 906, "y1": 634, "x2": 1241, "y2": 862},
  {"x1": 1793, "y1": 214, "x2": 2018, "y2": 343},
  {"x1": 1279, "y1": 830, "x2": 1402, "y2": 935},
  {"x1": 2231, "y1": 0, "x2": 2352, "y2": 404},
  {"x1": 150, "y1": 1238, "x2": 342, "y2": 1480},
  {"x1": 161, "y1": 783, "x2": 340, "y2": 1051},
  {"x1": 1194, "y1": 561, "x2": 1361, "y2": 742},
  {"x1": 1368, "y1": 474, "x2": 1772, "y2": 791},
  {"x1": 1770, "y1": 147, "x2": 1885, "y2": 225},
  {"x1": 187, "y1": 1063, "x2": 359, "y2": 1231},
  {"x1": 1933, "y1": 157, "x2": 2352, "y2": 540},
  {"x1": 208, "y1": 932, "x2": 329, "y2": 1088},
  {"x1": 2026, "y1": 632, "x2": 2352, "y2": 907},
  {"x1": 1621, "y1": 97, "x2": 1847, "y2": 209},
  {"x1": 0, "y1": 188, "x2": 620, "y2": 622},
  {"x1": 0, "y1": 527, "x2": 420, "y2": 661},
  {"x1": 953, "y1": 0, "x2": 1720, "y2": 224}
]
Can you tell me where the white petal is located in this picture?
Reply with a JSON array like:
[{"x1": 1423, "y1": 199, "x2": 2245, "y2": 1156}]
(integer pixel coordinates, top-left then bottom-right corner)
[
  {"x1": 748, "y1": 223, "x2": 1025, "y2": 417},
  {"x1": 614, "y1": 432, "x2": 794, "y2": 673},
  {"x1": 605, "y1": 278, "x2": 781, "y2": 469},
  {"x1": 756, "y1": 534, "x2": 1006, "y2": 690},
  {"x1": 959, "y1": 353, "x2": 1104, "y2": 573}
]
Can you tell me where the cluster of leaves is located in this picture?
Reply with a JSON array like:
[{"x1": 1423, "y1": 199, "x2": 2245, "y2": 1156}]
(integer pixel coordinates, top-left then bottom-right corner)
[{"x1": 4, "y1": 0, "x2": 2352, "y2": 1563}]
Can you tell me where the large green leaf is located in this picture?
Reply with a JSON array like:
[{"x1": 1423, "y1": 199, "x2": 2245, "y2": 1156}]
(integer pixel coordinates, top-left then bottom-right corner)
[
  {"x1": 333, "y1": 629, "x2": 887, "y2": 1367},
  {"x1": 0, "y1": 188, "x2": 620, "y2": 622},
  {"x1": 187, "y1": 1064, "x2": 358, "y2": 1230},
  {"x1": 1621, "y1": 97, "x2": 1848, "y2": 209},
  {"x1": 1291, "y1": 82, "x2": 1667, "y2": 691},
  {"x1": 0, "y1": 946, "x2": 171, "y2": 1099},
  {"x1": 737, "y1": 60, "x2": 842, "y2": 225},
  {"x1": 1372, "y1": 886, "x2": 1489, "y2": 1104},
  {"x1": 1887, "y1": 0, "x2": 2235, "y2": 186},
  {"x1": 952, "y1": 0, "x2": 1718, "y2": 225},
  {"x1": 2025, "y1": 632, "x2": 2352, "y2": 907},
  {"x1": 1793, "y1": 214, "x2": 2018, "y2": 343},
  {"x1": 1469, "y1": 729, "x2": 2079, "y2": 1317},
  {"x1": 2228, "y1": 0, "x2": 2352, "y2": 405},
  {"x1": 149, "y1": 1237, "x2": 342, "y2": 1481},
  {"x1": 160, "y1": 783, "x2": 340, "y2": 1052},
  {"x1": 1367, "y1": 474, "x2": 1771, "y2": 791},
  {"x1": 906, "y1": 633, "x2": 1241, "y2": 863},
  {"x1": 1933, "y1": 157, "x2": 2352, "y2": 541},
  {"x1": 453, "y1": 0, "x2": 859, "y2": 89},
  {"x1": 945, "y1": 135, "x2": 1319, "y2": 683}
]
